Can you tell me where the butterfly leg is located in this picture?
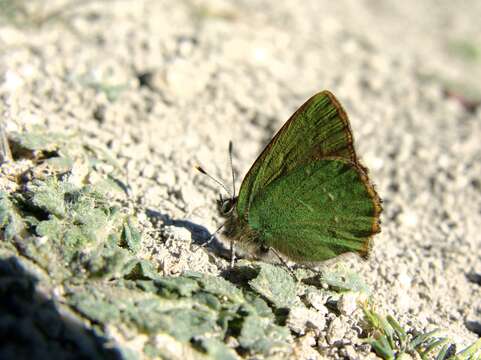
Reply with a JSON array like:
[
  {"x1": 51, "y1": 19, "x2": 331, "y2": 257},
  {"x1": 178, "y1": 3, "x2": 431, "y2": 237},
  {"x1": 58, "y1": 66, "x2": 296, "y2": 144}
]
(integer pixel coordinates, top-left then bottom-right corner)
[
  {"x1": 191, "y1": 222, "x2": 226, "y2": 252},
  {"x1": 270, "y1": 247, "x2": 299, "y2": 282},
  {"x1": 229, "y1": 240, "x2": 236, "y2": 268},
  {"x1": 204, "y1": 222, "x2": 225, "y2": 247}
]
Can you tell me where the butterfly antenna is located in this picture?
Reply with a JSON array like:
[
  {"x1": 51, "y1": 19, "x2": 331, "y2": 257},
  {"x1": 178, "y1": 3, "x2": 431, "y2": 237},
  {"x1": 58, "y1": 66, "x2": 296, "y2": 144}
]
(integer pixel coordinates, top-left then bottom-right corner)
[
  {"x1": 228, "y1": 141, "x2": 236, "y2": 198},
  {"x1": 195, "y1": 165, "x2": 232, "y2": 198}
]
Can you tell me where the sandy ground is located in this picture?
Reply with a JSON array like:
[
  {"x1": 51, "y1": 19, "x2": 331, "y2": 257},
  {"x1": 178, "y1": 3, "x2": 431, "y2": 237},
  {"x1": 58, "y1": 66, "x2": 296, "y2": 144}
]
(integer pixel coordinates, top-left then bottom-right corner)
[{"x1": 1, "y1": 0, "x2": 480, "y2": 358}]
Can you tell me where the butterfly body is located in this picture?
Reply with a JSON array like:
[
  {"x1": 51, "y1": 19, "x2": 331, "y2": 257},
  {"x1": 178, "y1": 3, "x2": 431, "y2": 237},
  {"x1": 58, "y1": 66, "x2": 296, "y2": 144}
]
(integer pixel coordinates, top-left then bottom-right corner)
[{"x1": 218, "y1": 91, "x2": 381, "y2": 263}]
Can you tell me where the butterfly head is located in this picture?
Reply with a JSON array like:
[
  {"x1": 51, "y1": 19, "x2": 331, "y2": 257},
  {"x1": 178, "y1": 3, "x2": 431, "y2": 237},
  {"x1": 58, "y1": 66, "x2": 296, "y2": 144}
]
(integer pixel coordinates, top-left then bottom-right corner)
[
  {"x1": 217, "y1": 194, "x2": 237, "y2": 217},
  {"x1": 196, "y1": 141, "x2": 238, "y2": 218}
]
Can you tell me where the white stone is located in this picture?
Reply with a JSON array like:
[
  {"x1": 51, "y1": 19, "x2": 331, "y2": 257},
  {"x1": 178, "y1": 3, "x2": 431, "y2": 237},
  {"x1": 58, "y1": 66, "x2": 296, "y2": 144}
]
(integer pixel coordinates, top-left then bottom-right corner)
[
  {"x1": 326, "y1": 317, "x2": 346, "y2": 345},
  {"x1": 337, "y1": 293, "x2": 358, "y2": 316}
]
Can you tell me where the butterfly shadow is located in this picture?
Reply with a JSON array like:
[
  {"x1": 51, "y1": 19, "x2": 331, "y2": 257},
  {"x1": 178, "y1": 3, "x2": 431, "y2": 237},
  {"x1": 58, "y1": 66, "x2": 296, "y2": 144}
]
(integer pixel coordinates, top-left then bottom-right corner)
[{"x1": 145, "y1": 209, "x2": 232, "y2": 259}]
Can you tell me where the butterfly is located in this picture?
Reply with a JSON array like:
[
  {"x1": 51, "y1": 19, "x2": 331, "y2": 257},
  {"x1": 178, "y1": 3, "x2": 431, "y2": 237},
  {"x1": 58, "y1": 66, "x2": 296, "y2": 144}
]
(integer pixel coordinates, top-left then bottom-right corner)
[{"x1": 200, "y1": 90, "x2": 382, "y2": 265}]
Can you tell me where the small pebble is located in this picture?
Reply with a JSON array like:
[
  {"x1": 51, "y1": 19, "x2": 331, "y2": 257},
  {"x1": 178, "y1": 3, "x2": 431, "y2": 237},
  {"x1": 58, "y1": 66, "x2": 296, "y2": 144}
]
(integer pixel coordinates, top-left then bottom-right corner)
[
  {"x1": 326, "y1": 317, "x2": 347, "y2": 345},
  {"x1": 337, "y1": 293, "x2": 358, "y2": 316},
  {"x1": 287, "y1": 306, "x2": 327, "y2": 335}
]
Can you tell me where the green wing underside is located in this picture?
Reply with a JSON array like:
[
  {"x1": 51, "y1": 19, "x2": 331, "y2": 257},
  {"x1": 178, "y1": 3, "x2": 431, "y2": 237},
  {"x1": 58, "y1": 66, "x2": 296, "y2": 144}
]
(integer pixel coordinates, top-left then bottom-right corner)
[
  {"x1": 237, "y1": 91, "x2": 356, "y2": 220},
  {"x1": 248, "y1": 159, "x2": 375, "y2": 261}
]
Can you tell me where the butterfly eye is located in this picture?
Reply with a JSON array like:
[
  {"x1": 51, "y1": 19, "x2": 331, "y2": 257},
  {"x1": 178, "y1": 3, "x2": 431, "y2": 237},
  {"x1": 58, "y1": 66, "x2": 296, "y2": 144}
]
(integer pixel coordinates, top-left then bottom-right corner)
[
  {"x1": 217, "y1": 197, "x2": 234, "y2": 217},
  {"x1": 260, "y1": 244, "x2": 270, "y2": 254},
  {"x1": 221, "y1": 199, "x2": 233, "y2": 214}
]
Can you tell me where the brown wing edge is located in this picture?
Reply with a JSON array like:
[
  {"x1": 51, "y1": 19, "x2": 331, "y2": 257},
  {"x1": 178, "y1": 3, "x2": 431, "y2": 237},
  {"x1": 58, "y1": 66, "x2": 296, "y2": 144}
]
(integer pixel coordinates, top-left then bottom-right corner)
[
  {"x1": 237, "y1": 90, "x2": 359, "y2": 218},
  {"x1": 322, "y1": 90, "x2": 357, "y2": 163},
  {"x1": 354, "y1": 162, "x2": 383, "y2": 259},
  {"x1": 322, "y1": 91, "x2": 382, "y2": 258}
]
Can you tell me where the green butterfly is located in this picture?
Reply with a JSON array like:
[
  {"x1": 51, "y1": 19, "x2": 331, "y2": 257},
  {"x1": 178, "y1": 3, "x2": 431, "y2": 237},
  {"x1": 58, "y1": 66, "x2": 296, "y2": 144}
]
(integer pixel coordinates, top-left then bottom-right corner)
[{"x1": 202, "y1": 90, "x2": 382, "y2": 264}]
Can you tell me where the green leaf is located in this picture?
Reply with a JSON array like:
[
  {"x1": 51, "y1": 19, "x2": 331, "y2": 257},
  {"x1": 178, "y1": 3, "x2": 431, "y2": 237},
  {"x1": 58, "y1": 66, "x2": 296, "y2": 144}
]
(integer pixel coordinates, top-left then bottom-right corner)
[
  {"x1": 43, "y1": 156, "x2": 74, "y2": 172},
  {"x1": 123, "y1": 259, "x2": 159, "y2": 280},
  {"x1": 121, "y1": 218, "x2": 142, "y2": 253},
  {"x1": 410, "y1": 329, "x2": 443, "y2": 349},
  {"x1": 155, "y1": 276, "x2": 201, "y2": 297},
  {"x1": 447, "y1": 39, "x2": 480, "y2": 62},
  {"x1": 371, "y1": 335, "x2": 394, "y2": 360},
  {"x1": 0, "y1": 191, "x2": 26, "y2": 241},
  {"x1": 10, "y1": 131, "x2": 67, "y2": 152},
  {"x1": 455, "y1": 338, "x2": 481, "y2": 359},
  {"x1": 248, "y1": 263, "x2": 297, "y2": 308},
  {"x1": 138, "y1": 308, "x2": 219, "y2": 341},
  {"x1": 387, "y1": 315, "x2": 407, "y2": 348},
  {"x1": 70, "y1": 292, "x2": 121, "y2": 323},
  {"x1": 36, "y1": 218, "x2": 64, "y2": 241},
  {"x1": 194, "y1": 274, "x2": 244, "y2": 303},
  {"x1": 421, "y1": 338, "x2": 452, "y2": 359},
  {"x1": 194, "y1": 338, "x2": 239, "y2": 360},
  {"x1": 30, "y1": 179, "x2": 67, "y2": 218},
  {"x1": 84, "y1": 245, "x2": 132, "y2": 278},
  {"x1": 83, "y1": 143, "x2": 124, "y2": 173},
  {"x1": 238, "y1": 313, "x2": 291, "y2": 356},
  {"x1": 322, "y1": 267, "x2": 370, "y2": 293},
  {"x1": 435, "y1": 344, "x2": 452, "y2": 360}
]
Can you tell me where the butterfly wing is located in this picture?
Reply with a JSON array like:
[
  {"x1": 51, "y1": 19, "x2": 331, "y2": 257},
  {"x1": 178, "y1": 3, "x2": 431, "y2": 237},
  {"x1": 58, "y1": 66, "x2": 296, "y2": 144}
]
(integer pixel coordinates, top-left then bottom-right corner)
[
  {"x1": 236, "y1": 91, "x2": 359, "y2": 220},
  {"x1": 248, "y1": 158, "x2": 381, "y2": 261}
]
